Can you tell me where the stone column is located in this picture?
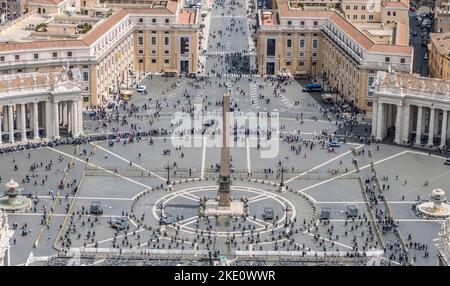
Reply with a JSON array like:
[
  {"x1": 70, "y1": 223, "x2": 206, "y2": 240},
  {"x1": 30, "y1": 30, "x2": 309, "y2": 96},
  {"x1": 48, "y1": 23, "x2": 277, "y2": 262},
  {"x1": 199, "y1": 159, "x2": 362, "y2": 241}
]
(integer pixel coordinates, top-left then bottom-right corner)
[
  {"x1": 2, "y1": 106, "x2": 8, "y2": 132},
  {"x1": 77, "y1": 100, "x2": 83, "y2": 135},
  {"x1": 52, "y1": 101, "x2": 60, "y2": 139},
  {"x1": 8, "y1": 105, "x2": 14, "y2": 143},
  {"x1": 45, "y1": 101, "x2": 52, "y2": 138},
  {"x1": 428, "y1": 108, "x2": 435, "y2": 146},
  {"x1": 416, "y1": 106, "x2": 423, "y2": 145},
  {"x1": 371, "y1": 101, "x2": 378, "y2": 138},
  {"x1": 72, "y1": 100, "x2": 79, "y2": 136},
  {"x1": 376, "y1": 102, "x2": 384, "y2": 141},
  {"x1": 67, "y1": 101, "x2": 72, "y2": 135},
  {"x1": 441, "y1": 110, "x2": 448, "y2": 148},
  {"x1": 394, "y1": 104, "x2": 402, "y2": 144},
  {"x1": 33, "y1": 102, "x2": 39, "y2": 140},
  {"x1": 402, "y1": 104, "x2": 410, "y2": 143},
  {"x1": 62, "y1": 101, "x2": 67, "y2": 127},
  {"x1": 16, "y1": 104, "x2": 21, "y2": 131},
  {"x1": 20, "y1": 103, "x2": 26, "y2": 141}
]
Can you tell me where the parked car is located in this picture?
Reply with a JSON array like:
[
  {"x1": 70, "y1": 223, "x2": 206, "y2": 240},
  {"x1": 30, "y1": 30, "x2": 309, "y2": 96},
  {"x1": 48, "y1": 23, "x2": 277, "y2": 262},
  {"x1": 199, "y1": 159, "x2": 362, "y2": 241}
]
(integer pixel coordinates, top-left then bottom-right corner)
[
  {"x1": 444, "y1": 158, "x2": 450, "y2": 165},
  {"x1": 320, "y1": 207, "x2": 331, "y2": 220},
  {"x1": 90, "y1": 201, "x2": 103, "y2": 215},
  {"x1": 137, "y1": 85, "x2": 146, "y2": 92},
  {"x1": 109, "y1": 216, "x2": 128, "y2": 230},
  {"x1": 263, "y1": 207, "x2": 274, "y2": 220},
  {"x1": 346, "y1": 205, "x2": 358, "y2": 218},
  {"x1": 328, "y1": 141, "x2": 341, "y2": 148}
]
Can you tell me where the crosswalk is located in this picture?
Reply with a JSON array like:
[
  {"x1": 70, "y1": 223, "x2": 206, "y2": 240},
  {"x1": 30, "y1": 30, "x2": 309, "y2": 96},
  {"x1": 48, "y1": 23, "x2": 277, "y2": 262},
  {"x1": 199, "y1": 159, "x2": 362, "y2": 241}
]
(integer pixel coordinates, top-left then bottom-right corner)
[
  {"x1": 249, "y1": 82, "x2": 259, "y2": 108},
  {"x1": 279, "y1": 93, "x2": 295, "y2": 109},
  {"x1": 209, "y1": 73, "x2": 254, "y2": 78},
  {"x1": 211, "y1": 15, "x2": 246, "y2": 19},
  {"x1": 168, "y1": 80, "x2": 187, "y2": 99},
  {"x1": 205, "y1": 51, "x2": 257, "y2": 56}
]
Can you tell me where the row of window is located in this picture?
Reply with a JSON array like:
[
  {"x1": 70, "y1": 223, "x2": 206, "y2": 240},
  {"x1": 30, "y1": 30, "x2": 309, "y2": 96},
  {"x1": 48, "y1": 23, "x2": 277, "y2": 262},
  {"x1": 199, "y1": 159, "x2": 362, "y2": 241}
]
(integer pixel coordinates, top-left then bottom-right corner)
[
  {"x1": 286, "y1": 38, "x2": 319, "y2": 49},
  {"x1": 138, "y1": 18, "x2": 170, "y2": 24},
  {"x1": 138, "y1": 58, "x2": 170, "y2": 64},
  {"x1": 284, "y1": 60, "x2": 318, "y2": 67},
  {"x1": 286, "y1": 20, "x2": 319, "y2": 26},
  {"x1": 0, "y1": 51, "x2": 73, "y2": 62},
  {"x1": 345, "y1": 5, "x2": 367, "y2": 11},
  {"x1": 138, "y1": 49, "x2": 171, "y2": 55},
  {"x1": 285, "y1": 51, "x2": 318, "y2": 58},
  {"x1": 138, "y1": 35, "x2": 170, "y2": 46},
  {"x1": 347, "y1": 14, "x2": 374, "y2": 20}
]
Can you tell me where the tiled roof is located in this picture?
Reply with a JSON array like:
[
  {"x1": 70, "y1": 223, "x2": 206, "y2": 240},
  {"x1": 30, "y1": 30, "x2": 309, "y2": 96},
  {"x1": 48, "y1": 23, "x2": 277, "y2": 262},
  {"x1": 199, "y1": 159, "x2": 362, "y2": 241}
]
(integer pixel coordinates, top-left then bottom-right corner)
[
  {"x1": 0, "y1": 40, "x2": 87, "y2": 52},
  {"x1": 178, "y1": 9, "x2": 197, "y2": 25},
  {"x1": 81, "y1": 9, "x2": 129, "y2": 45},
  {"x1": 275, "y1": 0, "x2": 413, "y2": 55}
]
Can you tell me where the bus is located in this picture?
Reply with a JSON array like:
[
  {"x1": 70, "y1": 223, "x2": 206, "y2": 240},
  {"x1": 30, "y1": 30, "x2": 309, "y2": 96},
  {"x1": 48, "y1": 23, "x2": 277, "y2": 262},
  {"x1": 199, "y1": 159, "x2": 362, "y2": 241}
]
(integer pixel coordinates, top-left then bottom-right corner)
[{"x1": 303, "y1": 83, "x2": 323, "y2": 92}]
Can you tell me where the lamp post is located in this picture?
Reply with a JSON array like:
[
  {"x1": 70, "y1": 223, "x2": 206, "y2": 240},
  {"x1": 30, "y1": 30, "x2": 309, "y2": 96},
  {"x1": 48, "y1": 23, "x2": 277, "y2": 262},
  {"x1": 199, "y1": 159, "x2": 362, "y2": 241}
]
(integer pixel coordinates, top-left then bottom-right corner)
[{"x1": 279, "y1": 156, "x2": 289, "y2": 190}]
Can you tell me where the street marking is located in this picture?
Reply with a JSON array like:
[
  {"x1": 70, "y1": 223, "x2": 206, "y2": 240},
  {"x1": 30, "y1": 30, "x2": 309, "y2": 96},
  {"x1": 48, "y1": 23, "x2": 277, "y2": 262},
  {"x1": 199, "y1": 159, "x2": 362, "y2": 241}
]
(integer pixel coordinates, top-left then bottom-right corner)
[
  {"x1": 201, "y1": 136, "x2": 207, "y2": 179},
  {"x1": 246, "y1": 137, "x2": 251, "y2": 174},
  {"x1": 297, "y1": 151, "x2": 410, "y2": 194},
  {"x1": 47, "y1": 147, "x2": 154, "y2": 190},
  {"x1": 91, "y1": 142, "x2": 166, "y2": 181},
  {"x1": 285, "y1": 144, "x2": 364, "y2": 184}
]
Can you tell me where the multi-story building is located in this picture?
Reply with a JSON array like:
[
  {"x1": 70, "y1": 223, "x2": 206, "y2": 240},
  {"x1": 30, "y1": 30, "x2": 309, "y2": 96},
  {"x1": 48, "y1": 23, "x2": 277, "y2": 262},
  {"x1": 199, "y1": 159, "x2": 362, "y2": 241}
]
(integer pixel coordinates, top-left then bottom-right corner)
[
  {"x1": 428, "y1": 32, "x2": 450, "y2": 81},
  {"x1": 341, "y1": 0, "x2": 409, "y2": 25},
  {"x1": 257, "y1": 0, "x2": 413, "y2": 111},
  {"x1": 434, "y1": 1, "x2": 450, "y2": 33},
  {"x1": 0, "y1": 0, "x2": 199, "y2": 107}
]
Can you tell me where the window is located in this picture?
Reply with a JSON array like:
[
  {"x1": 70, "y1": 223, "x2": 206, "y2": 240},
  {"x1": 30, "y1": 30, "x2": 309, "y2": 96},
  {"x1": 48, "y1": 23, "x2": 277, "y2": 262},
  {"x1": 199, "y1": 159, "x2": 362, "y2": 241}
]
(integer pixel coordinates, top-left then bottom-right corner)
[
  {"x1": 286, "y1": 61, "x2": 291, "y2": 66},
  {"x1": 138, "y1": 49, "x2": 144, "y2": 55},
  {"x1": 368, "y1": 76, "x2": 374, "y2": 87},
  {"x1": 0, "y1": 56, "x2": 4, "y2": 62},
  {"x1": 312, "y1": 52, "x2": 317, "y2": 58},
  {"x1": 299, "y1": 39, "x2": 305, "y2": 48},
  {"x1": 151, "y1": 59, "x2": 156, "y2": 64},
  {"x1": 164, "y1": 59, "x2": 169, "y2": 64},
  {"x1": 313, "y1": 21, "x2": 318, "y2": 26},
  {"x1": 152, "y1": 18, "x2": 156, "y2": 23},
  {"x1": 67, "y1": 51, "x2": 72, "y2": 57},
  {"x1": 312, "y1": 39, "x2": 318, "y2": 49},
  {"x1": 300, "y1": 21, "x2": 305, "y2": 26},
  {"x1": 361, "y1": 15, "x2": 366, "y2": 20},
  {"x1": 298, "y1": 61, "x2": 304, "y2": 66},
  {"x1": 266, "y1": 39, "x2": 276, "y2": 56},
  {"x1": 139, "y1": 18, "x2": 143, "y2": 23},
  {"x1": 353, "y1": 15, "x2": 357, "y2": 20},
  {"x1": 286, "y1": 51, "x2": 292, "y2": 58},
  {"x1": 151, "y1": 36, "x2": 157, "y2": 46},
  {"x1": 299, "y1": 52, "x2": 305, "y2": 57},
  {"x1": 165, "y1": 19, "x2": 169, "y2": 23},
  {"x1": 164, "y1": 36, "x2": 169, "y2": 46},
  {"x1": 82, "y1": 71, "x2": 89, "y2": 82},
  {"x1": 369, "y1": 15, "x2": 373, "y2": 20},
  {"x1": 362, "y1": 6, "x2": 366, "y2": 10},
  {"x1": 385, "y1": 57, "x2": 390, "y2": 62},
  {"x1": 354, "y1": 6, "x2": 358, "y2": 10},
  {"x1": 387, "y1": 12, "x2": 391, "y2": 16},
  {"x1": 138, "y1": 36, "x2": 144, "y2": 45},
  {"x1": 393, "y1": 12, "x2": 396, "y2": 16},
  {"x1": 286, "y1": 38, "x2": 292, "y2": 48},
  {"x1": 139, "y1": 59, "x2": 144, "y2": 63},
  {"x1": 346, "y1": 5, "x2": 350, "y2": 9},
  {"x1": 34, "y1": 53, "x2": 39, "y2": 59},
  {"x1": 151, "y1": 49, "x2": 157, "y2": 55},
  {"x1": 180, "y1": 37, "x2": 189, "y2": 55},
  {"x1": 401, "y1": 58, "x2": 405, "y2": 63},
  {"x1": 15, "y1": 55, "x2": 20, "y2": 61},
  {"x1": 367, "y1": 101, "x2": 373, "y2": 107},
  {"x1": 287, "y1": 21, "x2": 292, "y2": 25},
  {"x1": 164, "y1": 50, "x2": 169, "y2": 55},
  {"x1": 53, "y1": 52, "x2": 57, "y2": 58}
]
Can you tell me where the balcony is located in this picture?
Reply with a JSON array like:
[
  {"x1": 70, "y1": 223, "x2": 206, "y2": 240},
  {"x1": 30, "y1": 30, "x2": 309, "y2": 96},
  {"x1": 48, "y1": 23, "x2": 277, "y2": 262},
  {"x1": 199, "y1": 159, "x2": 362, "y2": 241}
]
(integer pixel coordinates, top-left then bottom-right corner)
[{"x1": 321, "y1": 25, "x2": 363, "y2": 64}]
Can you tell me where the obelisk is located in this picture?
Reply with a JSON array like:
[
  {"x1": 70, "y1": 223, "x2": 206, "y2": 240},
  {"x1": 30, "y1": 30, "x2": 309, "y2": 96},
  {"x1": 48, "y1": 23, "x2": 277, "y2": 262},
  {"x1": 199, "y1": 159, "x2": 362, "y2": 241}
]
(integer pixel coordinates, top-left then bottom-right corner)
[{"x1": 218, "y1": 91, "x2": 231, "y2": 207}]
